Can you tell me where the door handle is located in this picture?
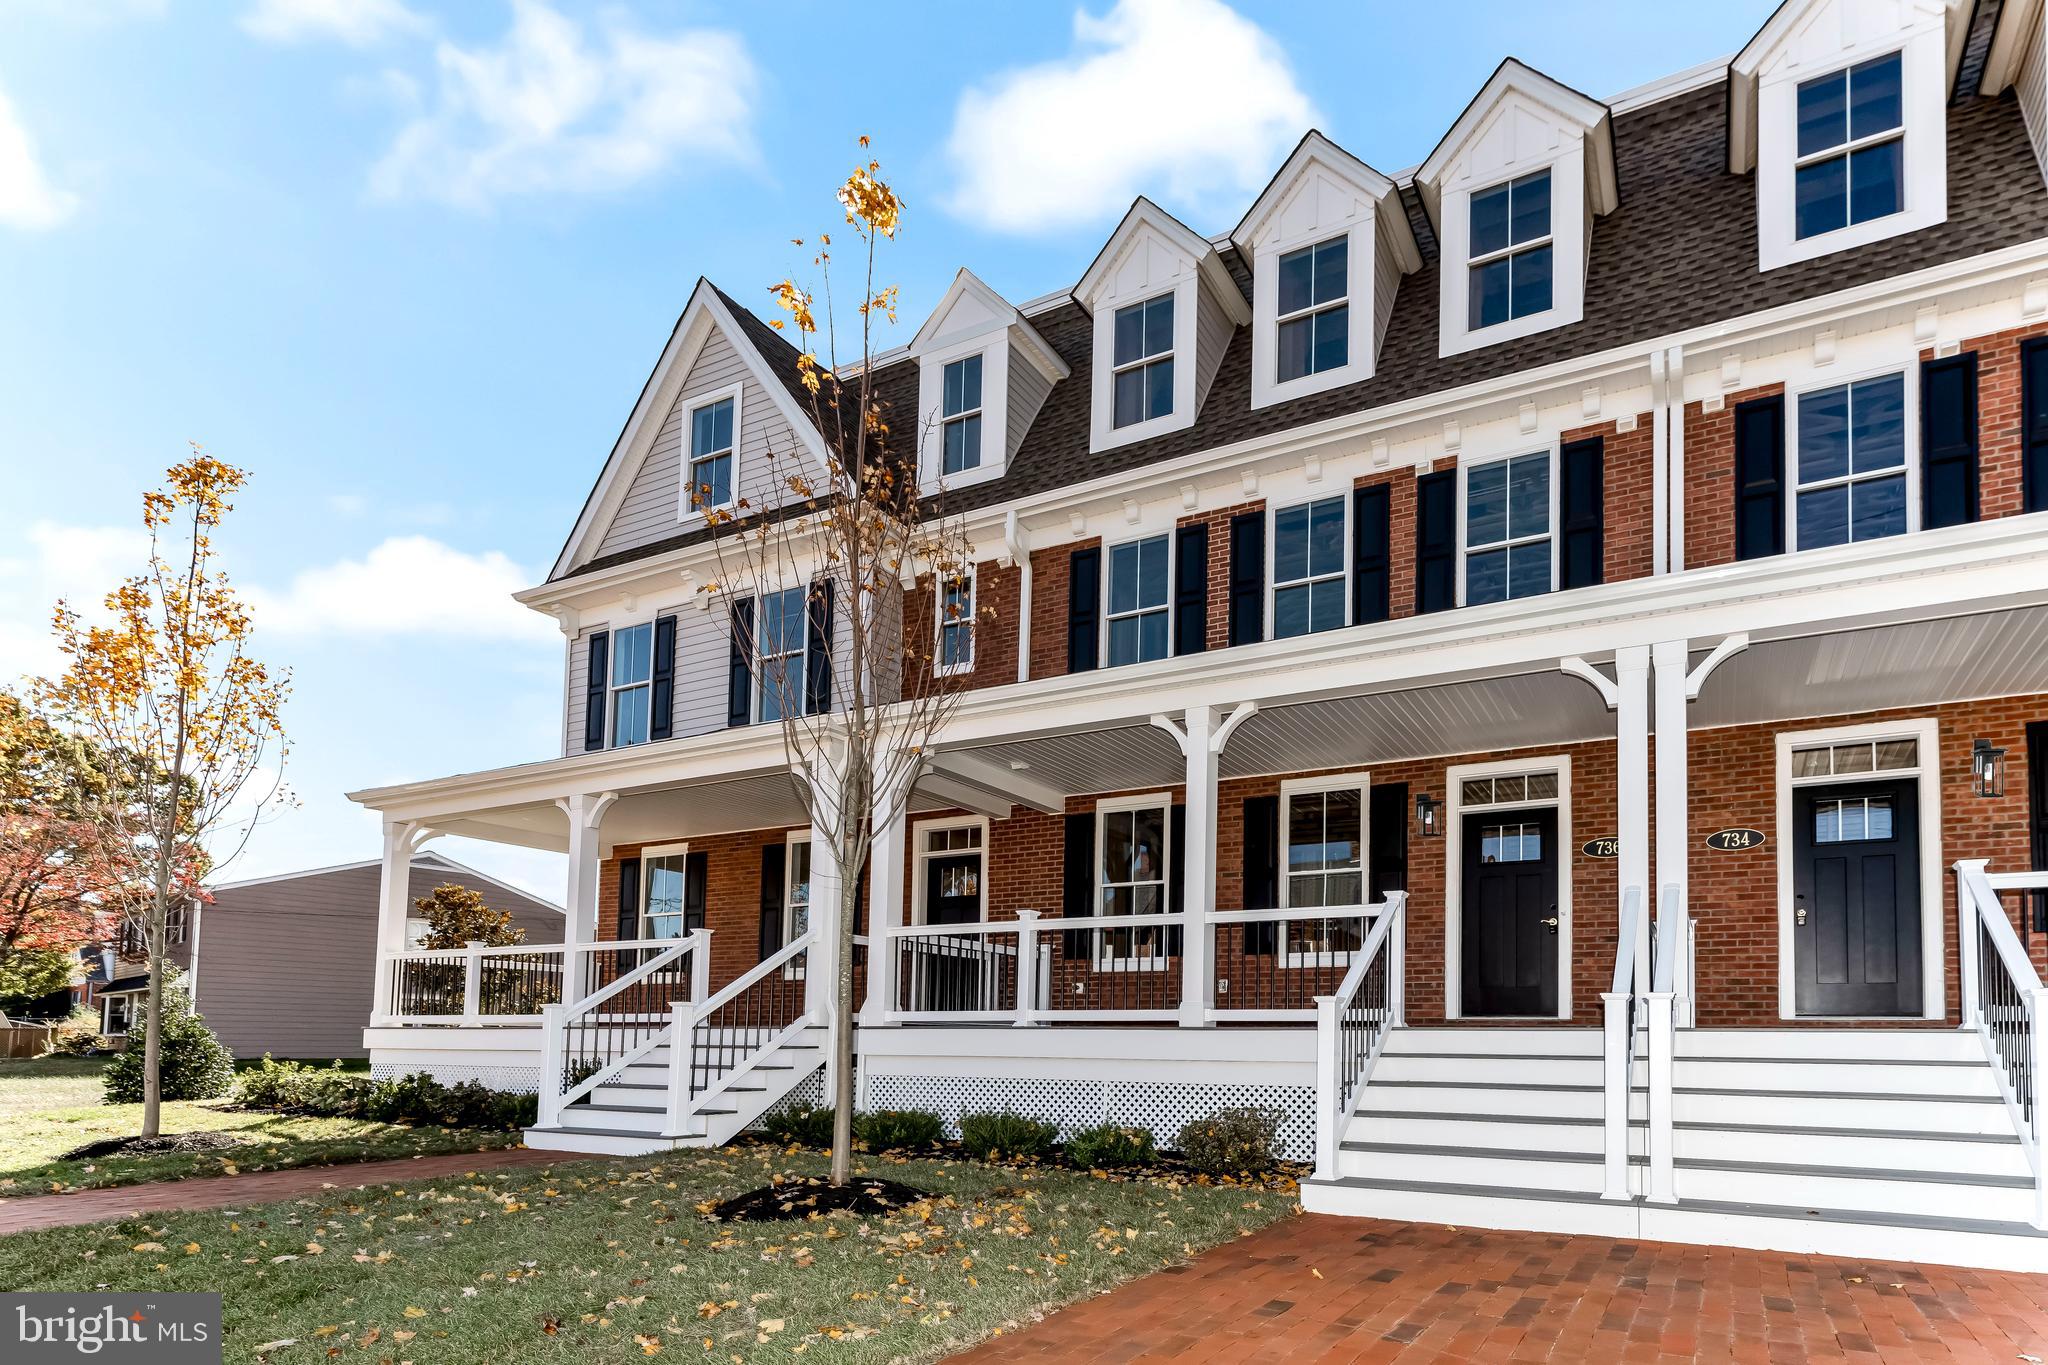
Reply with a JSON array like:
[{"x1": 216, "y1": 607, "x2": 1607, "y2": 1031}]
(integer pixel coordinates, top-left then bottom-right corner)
[
  {"x1": 1795, "y1": 892, "x2": 1807, "y2": 926},
  {"x1": 1541, "y1": 916, "x2": 1560, "y2": 929}
]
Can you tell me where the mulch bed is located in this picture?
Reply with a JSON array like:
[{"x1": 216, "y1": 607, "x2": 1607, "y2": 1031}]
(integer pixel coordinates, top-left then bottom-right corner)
[
  {"x1": 59, "y1": 1131, "x2": 247, "y2": 1161},
  {"x1": 709, "y1": 1174, "x2": 930, "y2": 1222}
]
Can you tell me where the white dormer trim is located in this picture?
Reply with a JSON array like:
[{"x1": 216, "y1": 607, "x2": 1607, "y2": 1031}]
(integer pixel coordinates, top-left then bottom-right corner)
[
  {"x1": 1416, "y1": 60, "x2": 1617, "y2": 359},
  {"x1": 1233, "y1": 132, "x2": 1421, "y2": 410},
  {"x1": 1075, "y1": 198, "x2": 1251, "y2": 455},
  {"x1": 1731, "y1": 0, "x2": 1954, "y2": 273},
  {"x1": 910, "y1": 268, "x2": 1068, "y2": 494}
]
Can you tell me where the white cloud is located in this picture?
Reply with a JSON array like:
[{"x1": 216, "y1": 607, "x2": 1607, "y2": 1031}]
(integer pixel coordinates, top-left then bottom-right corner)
[
  {"x1": 942, "y1": 0, "x2": 1314, "y2": 235},
  {"x1": 242, "y1": 0, "x2": 429, "y2": 48},
  {"x1": 245, "y1": 535, "x2": 555, "y2": 642},
  {"x1": 0, "y1": 520, "x2": 149, "y2": 687},
  {"x1": 0, "y1": 84, "x2": 78, "y2": 231},
  {"x1": 326, "y1": 492, "x2": 369, "y2": 516},
  {"x1": 368, "y1": 0, "x2": 756, "y2": 208}
]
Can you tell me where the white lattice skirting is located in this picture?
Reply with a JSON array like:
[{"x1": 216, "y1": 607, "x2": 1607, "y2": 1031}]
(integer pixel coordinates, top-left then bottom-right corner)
[
  {"x1": 371, "y1": 1061, "x2": 540, "y2": 1093},
  {"x1": 860, "y1": 1072, "x2": 1314, "y2": 1160}
]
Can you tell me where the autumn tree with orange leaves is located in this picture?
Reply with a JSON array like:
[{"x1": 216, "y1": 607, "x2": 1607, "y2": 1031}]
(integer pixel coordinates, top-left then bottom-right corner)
[{"x1": 39, "y1": 451, "x2": 291, "y2": 1137}]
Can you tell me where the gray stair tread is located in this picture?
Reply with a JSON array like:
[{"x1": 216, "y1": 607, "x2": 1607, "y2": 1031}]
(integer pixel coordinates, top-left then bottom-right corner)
[
  {"x1": 1309, "y1": 1175, "x2": 1619, "y2": 1207},
  {"x1": 1390, "y1": 1052, "x2": 1601, "y2": 1062},
  {"x1": 1355, "y1": 1108, "x2": 1602, "y2": 1127},
  {"x1": 1668, "y1": 1155, "x2": 2033, "y2": 1188},
  {"x1": 1674, "y1": 1085, "x2": 2003, "y2": 1103},
  {"x1": 1681, "y1": 1055, "x2": 1984, "y2": 1068},
  {"x1": 1341, "y1": 1140, "x2": 1605, "y2": 1166},
  {"x1": 1352, "y1": 1109, "x2": 2021, "y2": 1145},
  {"x1": 530, "y1": 1126, "x2": 679, "y2": 1141}
]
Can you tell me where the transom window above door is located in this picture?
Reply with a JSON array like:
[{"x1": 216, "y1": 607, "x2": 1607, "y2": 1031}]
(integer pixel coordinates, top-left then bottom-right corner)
[
  {"x1": 688, "y1": 395, "x2": 736, "y2": 512},
  {"x1": 1276, "y1": 236, "x2": 1348, "y2": 382},
  {"x1": 1465, "y1": 452, "x2": 1551, "y2": 604},
  {"x1": 1106, "y1": 535, "x2": 1170, "y2": 666},
  {"x1": 1469, "y1": 170, "x2": 1552, "y2": 329},
  {"x1": 756, "y1": 587, "x2": 807, "y2": 723},
  {"x1": 1794, "y1": 52, "x2": 1903, "y2": 241},
  {"x1": 1792, "y1": 737, "x2": 1918, "y2": 778},
  {"x1": 941, "y1": 354, "x2": 983, "y2": 475},
  {"x1": 609, "y1": 622, "x2": 654, "y2": 747},
  {"x1": 1459, "y1": 770, "x2": 1560, "y2": 807},
  {"x1": 1272, "y1": 496, "x2": 1346, "y2": 638},
  {"x1": 1796, "y1": 373, "x2": 1906, "y2": 549},
  {"x1": 1111, "y1": 293, "x2": 1174, "y2": 429}
]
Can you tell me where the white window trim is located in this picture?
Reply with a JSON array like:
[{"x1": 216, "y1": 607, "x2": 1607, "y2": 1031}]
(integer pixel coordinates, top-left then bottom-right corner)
[
  {"x1": 1278, "y1": 771, "x2": 1372, "y2": 969},
  {"x1": 1785, "y1": 362, "x2": 1920, "y2": 553},
  {"x1": 934, "y1": 569, "x2": 977, "y2": 678},
  {"x1": 938, "y1": 352, "x2": 986, "y2": 479},
  {"x1": 1773, "y1": 718, "x2": 1943, "y2": 1021},
  {"x1": 1108, "y1": 293, "x2": 1177, "y2": 432},
  {"x1": 909, "y1": 815, "x2": 991, "y2": 926},
  {"x1": 1102, "y1": 532, "x2": 1175, "y2": 668},
  {"x1": 1456, "y1": 442, "x2": 1561, "y2": 608},
  {"x1": 753, "y1": 585, "x2": 812, "y2": 724},
  {"x1": 102, "y1": 994, "x2": 132, "y2": 1037},
  {"x1": 1089, "y1": 279, "x2": 1201, "y2": 453},
  {"x1": 1439, "y1": 150, "x2": 1587, "y2": 357},
  {"x1": 1465, "y1": 171, "x2": 1555, "y2": 326},
  {"x1": 1094, "y1": 791, "x2": 1175, "y2": 970},
  {"x1": 676, "y1": 381, "x2": 744, "y2": 523},
  {"x1": 607, "y1": 618, "x2": 657, "y2": 749},
  {"x1": 637, "y1": 840, "x2": 693, "y2": 941},
  {"x1": 1443, "y1": 754, "x2": 1572, "y2": 1022},
  {"x1": 1265, "y1": 494, "x2": 1351, "y2": 641},
  {"x1": 1253, "y1": 225, "x2": 1375, "y2": 408},
  {"x1": 783, "y1": 829, "x2": 813, "y2": 944}
]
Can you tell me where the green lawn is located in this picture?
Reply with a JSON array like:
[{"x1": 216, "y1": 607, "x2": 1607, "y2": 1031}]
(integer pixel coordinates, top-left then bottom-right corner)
[
  {"x1": 0, "y1": 1055, "x2": 517, "y2": 1194},
  {"x1": 0, "y1": 1148, "x2": 1296, "y2": 1363}
]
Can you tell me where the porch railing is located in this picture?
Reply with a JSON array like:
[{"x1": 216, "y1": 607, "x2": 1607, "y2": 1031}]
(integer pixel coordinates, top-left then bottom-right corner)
[
  {"x1": 1310, "y1": 891, "x2": 1407, "y2": 1179},
  {"x1": 1954, "y1": 859, "x2": 2048, "y2": 1228},
  {"x1": 880, "y1": 911, "x2": 1185, "y2": 1024},
  {"x1": 666, "y1": 930, "x2": 816, "y2": 1137},
  {"x1": 381, "y1": 937, "x2": 697, "y2": 1025},
  {"x1": 536, "y1": 932, "x2": 709, "y2": 1129},
  {"x1": 1210, "y1": 903, "x2": 1394, "y2": 1020},
  {"x1": 1599, "y1": 884, "x2": 1644, "y2": 1202}
]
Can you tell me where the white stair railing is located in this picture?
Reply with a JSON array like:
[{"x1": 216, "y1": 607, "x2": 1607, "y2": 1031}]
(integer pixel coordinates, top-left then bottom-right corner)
[
  {"x1": 665, "y1": 929, "x2": 817, "y2": 1139},
  {"x1": 1311, "y1": 891, "x2": 1407, "y2": 1181},
  {"x1": 536, "y1": 931, "x2": 707, "y2": 1129},
  {"x1": 1644, "y1": 883, "x2": 1684, "y2": 1205},
  {"x1": 1599, "y1": 885, "x2": 1644, "y2": 1201},
  {"x1": 1954, "y1": 859, "x2": 2048, "y2": 1228}
]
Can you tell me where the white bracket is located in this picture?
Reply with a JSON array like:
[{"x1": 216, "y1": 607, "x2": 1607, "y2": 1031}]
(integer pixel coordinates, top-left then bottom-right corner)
[
  {"x1": 999, "y1": 509, "x2": 1028, "y2": 570},
  {"x1": 1559, "y1": 655, "x2": 1621, "y2": 710},
  {"x1": 1209, "y1": 700, "x2": 1258, "y2": 755},
  {"x1": 555, "y1": 790, "x2": 620, "y2": 829},
  {"x1": 1148, "y1": 713, "x2": 1187, "y2": 752},
  {"x1": 1684, "y1": 633, "x2": 1748, "y2": 700}
]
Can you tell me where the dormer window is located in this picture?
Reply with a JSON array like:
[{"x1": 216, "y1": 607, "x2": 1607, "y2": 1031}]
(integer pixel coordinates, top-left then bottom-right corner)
[
  {"x1": 1468, "y1": 171, "x2": 1552, "y2": 330},
  {"x1": 941, "y1": 354, "x2": 983, "y2": 475},
  {"x1": 1793, "y1": 53, "x2": 1902, "y2": 241},
  {"x1": 1276, "y1": 237, "x2": 1349, "y2": 381},
  {"x1": 1112, "y1": 294, "x2": 1175, "y2": 429},
  {"x1": 687, "y1": 392, "x2": 737, "y2": 512}
]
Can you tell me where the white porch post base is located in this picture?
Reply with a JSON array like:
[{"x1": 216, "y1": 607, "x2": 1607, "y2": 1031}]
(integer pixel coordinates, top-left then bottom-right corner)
[{"x1": 860, "y1": 795, "x2": 907, "y2": 1027}]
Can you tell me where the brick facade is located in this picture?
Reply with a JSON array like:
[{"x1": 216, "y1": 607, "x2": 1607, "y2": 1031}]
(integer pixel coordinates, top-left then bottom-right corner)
[
  {"x1": 1683, "y1": 381, "x2": 1784, "y2": 570},
  {"x1": 1923, "y1": 318, "x2": 2048, "y2": 521},
  {"x1": 1560, "y1": 412, "x2": 1657, "y2": 585},
  {"x1": 900, "y1": 559, "x2": 1021, "y2": 697}
]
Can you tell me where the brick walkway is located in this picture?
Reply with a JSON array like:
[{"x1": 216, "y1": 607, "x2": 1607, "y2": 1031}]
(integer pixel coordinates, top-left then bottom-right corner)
[
  {"x1": 951, "y1": 1214, "x2": 2048, "y2": 1363},
  {"x1": 0, "y1": 1148, "x2": 559, "y2": 1236}
]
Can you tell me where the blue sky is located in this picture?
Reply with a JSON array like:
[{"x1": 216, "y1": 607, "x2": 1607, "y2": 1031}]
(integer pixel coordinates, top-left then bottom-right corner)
[{"x1": 0, "y1": 0, "x2": 1780, "y2": 901}]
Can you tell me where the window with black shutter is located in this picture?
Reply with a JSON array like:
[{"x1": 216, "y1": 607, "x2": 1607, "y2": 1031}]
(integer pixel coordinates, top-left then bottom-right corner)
[
  {"x1": 1061, "y1": 812, "x2": 1096, "y2": 957},
  {"x1": 1414, "y1": 469, "x2": 1456, "y2": 613},
  {"x1": 1241, "y1": 794, "x2": 1279, "y2": 953},
  {"x1": 1066, "y1": 547, "x2": 1101, "y2": 673},
  {"x1": 1172, "y1": 524, "x2": 1208, "y2": 655},
  {"x1": 1352, "y1": 483, "x2": 1391, "y2": 625},
  {"x1": 1920, "y1": 353, "x2": 1979, "y2": 530},
  {"x1": 616, "y1": 854, "x2": 641, "y2": 941},
  {"x1": 1733, "y1": 394, "x2": 1786, "y2": 560},
  {"x1": 2025, "y1": 339, "x2": 2048, "y2": 514},
  {"x1": 726, "y1": 598, "x2": 754, "y2": 728},
  {"x1": 1227, "y1": 510, "x2": 1265, "y2": 646},
  {"x1": 1560, "y1": 436, "x2": 1604, "y2": 589},
  {"x1": 649, "y1": 614, "x2": 677, "y2": 741},
  {"x1": 758, "y1": 841, "x2": 786, "y2": 959},
  {"x1": 804, "y1": 580, "x2": 835, "y2": 714},
  {"x1": 583, "y1": 630, "x2": 609, "y2": 751}
]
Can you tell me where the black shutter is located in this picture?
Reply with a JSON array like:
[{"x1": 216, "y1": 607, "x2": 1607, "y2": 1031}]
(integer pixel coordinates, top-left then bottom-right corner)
[
  {"x1": 1733, "y1": 394, "x2": 1786, "y2": 560},
  {"x1": 1166, "y1": 803, "x2": 1186, "y2": 956},
  {"x1": 1242, "y1": 795, "x2": 1279, "y2": 953},
  {"x1": 1414, "y1": 470, "x2": 1456, "y2": 614},
  {"x1": 583, "y1": 630, "x2": 609, "y2": 751},
  {"x1": 649, "y1": 614, "x2": 677, "y2": 741},
  {"x1": 726, "y1": 598, "x2": 754, "y2": 728},
  {"x1": 1061, "y1": 811, "x2": 1095, "y2": 957},
  {"x1": 2025, "y1": 338, "x2": 2048, "y2": 514},
  {"x1": 1352, "y1": 483, "x2": 1391, "y2": 625},
  {"x1": 1066, "y1": 548, "x2": 1101, "y2": 673},
  {"x1": 1227, "y1": 510, "x2": 1265, "y2": 646},
  {"x1": 805, "y1": 579, "x2": 835, "y2": 714},
  {"x1": 684, "y1": 852, "x2": 708, "y2": 934},
  {"x1": 616, "y1": 853, "x2": 641, "y2": 941},
  {"x1": 1560, "y1": 436, "x2": 1605, "y2": 590},
  {"x1": 758, "y1": 841, "x2": 786, "y2": 959},
  {"x1": 1368, "y1": 783, "x2": 1409, "y2": 902},
  {"x1": 1172, "y1": 524, "x2": 1208, "y2": 656},
  {"x1": 1920, "y1": 353, "x2": 1980, "y2": 530}
]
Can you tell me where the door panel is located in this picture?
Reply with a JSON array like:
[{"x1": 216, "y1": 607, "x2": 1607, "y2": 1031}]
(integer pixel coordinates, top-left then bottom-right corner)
[
  {"x1": 1793, "y1": 780, "x2": 1920, "y2": 1016},
  {"x1": 1460, "y1": 806, "x2": 1559, "y2": 1016},
  {"x1": 919, "y1": 853, "x2": 985, "y2": 1011}
]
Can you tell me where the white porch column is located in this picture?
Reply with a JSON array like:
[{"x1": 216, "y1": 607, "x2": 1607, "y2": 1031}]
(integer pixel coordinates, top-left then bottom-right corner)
[
  {"x1": 1155, "y1": 700, "x2": 1255, "y2": 1029},
  {"x1": 859, "y1": 792, "x2": 908, "y2": 1025},
  {"x1": 556, "y1": 792, "x2": 617, "y2": 1002},
  {"x1": 1613, "y1": 647, "x2": 1652, "y2": 992},
  {"x1": 1653, "y1": 638, "x2": 1692, "y2": 962},
  {"x1": 370, "y1": 819, "x2": 433, "y2": 1022}
]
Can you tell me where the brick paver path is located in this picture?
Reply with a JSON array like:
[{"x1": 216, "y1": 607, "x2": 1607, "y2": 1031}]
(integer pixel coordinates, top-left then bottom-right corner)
[
  {"x1": 951, "y1": 1214, "x2": 2048, "y2": 1363},
  {"x1": 0, "y1": 1148, "x2": 559, "y2": 1236}
]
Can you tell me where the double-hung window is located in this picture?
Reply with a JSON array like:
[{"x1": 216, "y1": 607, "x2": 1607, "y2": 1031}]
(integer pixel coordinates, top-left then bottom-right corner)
[
  {"x1": 1276, "y1": 236, "x2": 1348, "y2": 381},
  {"x1": 1111, "y1": 293, "x2": 1174, "y2": 429},
  {"x1": 784, "y1": 837, "x2": 812, "y2": 942},
  {"x1": 1795, "y1": 373, "x2": 1907, "y2": 549},
  {"x1": 1283, "y1": 778, "x2": 1366, "y2": 963},
  {"x1": 609, "y1": 622, "x2": 654, "y2": 746},
  {"x1": 1794, "y1": 53, "x2": 1903, "y2": 241},
  {"x1": 1097, "y1": 796, "x2": 1170, "y2": 965},
  {"x1": 1272, "y1": 496, "x2": 1346, "y2": 638},
  {"x1": 941, "y1": 355, "x2": 983, "y2": 475},
  {"x1": 937, "y1": 572, "x2": 974, "y2": 674},
  {"x1": 1105, "y1": 535, "x2": 1170, "y2": 666},
  {"x1": 756, "y1": 587, "x2": 807, "y2": 723},
  {"x1": 1465, "y1": 452, "x2": 1551, "y2": 605},
  {"x1": 641, "y1": 844, "x2": 700, "y2": 939},
  {"x1": 1468, "y1": 170, "x2": 1552, "y2": 329},
  {"x1": 688, "y1": 395, "x2": 736, "y2": 512}
]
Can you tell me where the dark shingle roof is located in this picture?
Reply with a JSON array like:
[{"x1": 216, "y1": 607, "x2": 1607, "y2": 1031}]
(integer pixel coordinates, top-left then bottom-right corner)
[{"x1": 565, "y1": 83, "x2": 2048, "y2": 581}]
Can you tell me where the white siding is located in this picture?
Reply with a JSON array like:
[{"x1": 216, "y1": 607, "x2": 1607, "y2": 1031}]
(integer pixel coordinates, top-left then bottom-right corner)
[
  {"x1": 674, "y1": 602, "x2": 735, "y2": 738},
  {"x1": 1373, "y1": 226, "x2": 1405, "y2": 372},
  {"x1": 2020, "y1": 39, "x2": 2048, "y2": 184},
  {"x1": 1004, "y1": 349, "x2": 1056, "y2": 462},
  {"x1": 564, "y1": 630, "x2": 589, "y2": 756},
  {"x1": 1194, "y1": 283, "x2": 1235, "y2": 412}
]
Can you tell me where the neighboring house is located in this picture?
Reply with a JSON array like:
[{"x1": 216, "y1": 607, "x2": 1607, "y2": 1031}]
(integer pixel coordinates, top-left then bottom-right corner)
[
  {"x1": 356, "y1": 0, "x2": 2048, "y2": 1270},
  {"x1": 92, "y1": 853, "x2": 561, "y2": 1059}
]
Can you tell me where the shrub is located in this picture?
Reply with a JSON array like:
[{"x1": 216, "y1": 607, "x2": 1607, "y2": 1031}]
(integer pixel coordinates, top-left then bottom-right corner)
[
  {"x1": 958, "y1": 1111, "x2": 1059, "y2": 1161},
  {"x1": 759, "y1": 1103, "x2": 838, "y2": 1148},
  {"x1": 1065, "y1": 1123, "x2": 1157, "y2": 1169},
  {"x1": 46, "y1": 1006, "x2": 104, "y2": 1056},
  {"x1": 233, "y1": 1056, "x2": 311, "y2": 1109},
  {"x1": 1175, "y1": 1105, "x2": 1282, "y2": 1176},
  {"x1": 103, "y1": 974, "x2": 234, "y2": 1103},
  {"x1": 856, "y1": 1108, "x2": 943, "y2": 1151},
  {"x1": 411, "y1": 884, "x2": 525, "y2": 950},
  {"x1": 231, "y1": 1059, "x2": 535, "y2": 1130}
]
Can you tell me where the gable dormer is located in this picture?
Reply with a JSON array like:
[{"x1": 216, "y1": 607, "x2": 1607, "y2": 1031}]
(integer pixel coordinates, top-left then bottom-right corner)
[
  {"x1": 1074, "y1": 197, "x2": 1251, "y2": 454},
  {"x1": 1416, "y1": 59, "x2": 1617, "y2": 359},
  {"x1": 1232, "y1": 132, "x2": 1420, "y2": 409},
  {"x1": 908, "y1": 268, "x2": 1069, "y2": 493},
  {"x1": 1731, "y1": 0, "x2": 1961, "y2": 272}
]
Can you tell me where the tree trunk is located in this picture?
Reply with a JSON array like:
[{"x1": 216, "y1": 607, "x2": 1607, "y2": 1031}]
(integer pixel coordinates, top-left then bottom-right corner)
[
  {"x1": 141, "y1": 911, "x2": 163, "y2": 1138},
  {"x1": 829, "y1": 832, "x2": 860, "y2": 1186}
]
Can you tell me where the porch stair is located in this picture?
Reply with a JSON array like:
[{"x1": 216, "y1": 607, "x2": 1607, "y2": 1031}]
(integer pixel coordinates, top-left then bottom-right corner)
[
  {"x1": 523, "y1": 1025, "x2": 828, "y2": 1156},
  {"x1": 1300, "y1": 1026, "x2": 2048, "y2": 1272}
]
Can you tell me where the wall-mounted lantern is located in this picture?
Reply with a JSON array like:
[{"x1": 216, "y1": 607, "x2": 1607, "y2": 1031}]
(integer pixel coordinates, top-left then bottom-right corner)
[
  {"x1": 1972, "y1": 738, "x2": 2007, "y2": 799},
  {"x1": 1414, "y1": 793, "x2": 1443, "y2": 838}
]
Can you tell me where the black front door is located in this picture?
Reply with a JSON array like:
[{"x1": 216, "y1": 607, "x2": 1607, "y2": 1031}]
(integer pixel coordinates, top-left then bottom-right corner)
[
  {"x1": 1793, "y1": 780, "x2": 1920, "y2": 1016},
  {"x1": 920, "y1": 854, "x2": 984, "y2": 1010},
  {"x1": 1461, "y1": 807, "x2": 1560, "y2": 1016}
]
